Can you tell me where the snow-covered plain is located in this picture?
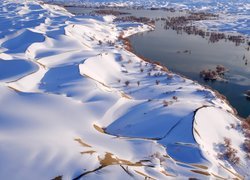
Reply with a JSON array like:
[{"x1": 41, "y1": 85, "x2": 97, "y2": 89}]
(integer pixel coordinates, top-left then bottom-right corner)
[
  {"x1": 45, "y1": 0, "x2": 250, "y2": 37},
  {"x1": 0, "y1": 0, "x2": 249, "y2": 179}
]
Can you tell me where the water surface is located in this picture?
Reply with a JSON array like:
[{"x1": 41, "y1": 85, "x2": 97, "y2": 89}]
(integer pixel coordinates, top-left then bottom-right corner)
[{"x1": 130, "y1": 20, "x2": 250, "y2": 118}]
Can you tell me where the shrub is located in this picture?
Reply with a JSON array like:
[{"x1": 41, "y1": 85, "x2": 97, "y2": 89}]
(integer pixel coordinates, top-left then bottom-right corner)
[
  {"x1": 218, "y1": 138, "x2": 240, "y2": 165},
  {"x1": 200, "y1": 69, "x2": 217, "y2": 81},
  {"x1": 230, "y1": 123, "x2": 236, "y2": 129},
  {"x1": 241, "y1": 121, "x2": 250, "y2": 130},
  {"x1": 246, "y1": 153, "x2": 250, "y2": 159},
  {"x1": 241, "y1": 116, "x2": 250, "y2": 137},
  {"x1": 244, "y1": 130, "x2": 250, "y2": 138},
  {"x1": 200, "y1": 65, "x2": 228, "y2": 81},
  {"x1": 224, "y1": 138, "x2": 231, "y2": 147},
  {"x1": 243, "y1": 139, "x2": 250, "y2": 153},
  {"x1": 216, "y1": 65, "x2": 226, "y2": 75},
  {"x1": 154, "y1": 72, "x2": 163, "y2": 77},
  {"x1": 94, "y1": 10, "x2": 130, "y2": 16},
  {"x1": 225, "y1": 147, "x2": 240, "y2": 164},
  {"x1": 107, "y1": 40, "x2": 114, "y2": 46},
  {"x1": 125, "y1": 81, "x2": 130, "y2": 86},
  {"x1": 128, "y1": 59, "x2": 132, "y2": 64},
  {"x1": 173, "y1": 96, "x2": 178, "y2": 101}
]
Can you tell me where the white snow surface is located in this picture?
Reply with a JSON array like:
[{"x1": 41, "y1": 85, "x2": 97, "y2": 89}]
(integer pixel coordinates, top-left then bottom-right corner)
[
  {"x1": 44, "y1": 0, "x2": 250, "y2": 37},
  {"x1": 0, "y1": 0, "x2": 249, "y2": 179}
]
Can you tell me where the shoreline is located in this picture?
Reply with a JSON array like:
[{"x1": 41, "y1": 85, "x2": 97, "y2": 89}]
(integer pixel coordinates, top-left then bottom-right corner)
[
  {"x1": 63, "y1": 5, "x2": 248, "y2": 119},
  {"x1": 64, "y1": 4, "x2": 250, "y2": 40},
  {"x1": 119, "y1": 23, "x2": 243, "y2": 120},
  {"x1": 66, "y1": 8, "x2": 250, "y2": 114}
]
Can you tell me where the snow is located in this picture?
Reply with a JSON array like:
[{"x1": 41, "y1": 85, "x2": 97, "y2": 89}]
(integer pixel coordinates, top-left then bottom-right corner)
[
  {"x1": 194, "y1": 107, "x2": 250, "y2": 178},
  {"x1": 44, "y1": 0, "x2": 250, "y2": 37},
  {"x1": 0, "y1": 0, "x2": 249, "y2": 179}
]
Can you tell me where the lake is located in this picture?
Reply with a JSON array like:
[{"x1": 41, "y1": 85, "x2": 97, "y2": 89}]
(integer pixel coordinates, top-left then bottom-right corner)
[{"x1": 129, "y1": 20, "x2": 250, "y2": 118}]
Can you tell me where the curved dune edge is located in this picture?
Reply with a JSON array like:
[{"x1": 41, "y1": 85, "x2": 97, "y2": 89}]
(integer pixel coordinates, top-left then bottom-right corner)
[
  {"x1": 0, "y1": 0, "x2": 249, "y2": 179},
  {"x1": 194, "y1": 107, "x2": 249, "y2": 179}
]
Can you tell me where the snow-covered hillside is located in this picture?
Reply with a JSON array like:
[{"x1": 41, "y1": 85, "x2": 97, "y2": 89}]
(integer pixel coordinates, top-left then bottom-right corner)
[{"x1": 0, "y1": 0, "x2": 249, "y2": 179}]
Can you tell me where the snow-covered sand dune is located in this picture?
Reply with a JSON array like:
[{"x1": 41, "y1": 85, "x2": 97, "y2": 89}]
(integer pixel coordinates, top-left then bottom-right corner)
[{"x1": 0, "y1": 1, "x2": 249, "y2": 179}]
